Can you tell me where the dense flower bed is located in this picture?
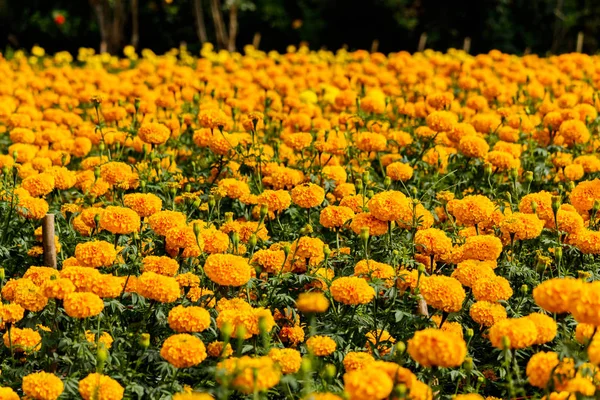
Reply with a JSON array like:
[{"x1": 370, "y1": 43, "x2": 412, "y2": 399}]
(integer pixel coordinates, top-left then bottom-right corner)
[{"x1": 0, "y1": 44, "x2": 599, "y2": 399}]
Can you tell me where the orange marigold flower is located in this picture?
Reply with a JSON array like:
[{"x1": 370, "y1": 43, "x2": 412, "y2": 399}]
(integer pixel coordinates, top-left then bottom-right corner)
[
  {"x1": 160, "y1": 334, "x2": 207, "y2": 368},
  {"x1": 526, "y1": 312, "x2": 557, "y2": 345},
  {"x1": 204, "y1": 254, "x2": 252, "y2": 287},
  {"x1": 386, "y1": 161, "x2": 414, "y2": 182},
  {"x1": 22, "y1": 372, "x2": 63, "y2": 400},
  {"x1": 426, "y1": 111, "x2": 457, "y2": 132},
  {"x1": 319, "y1": 205, "x2": 355, "y2": 229},
  {"x1": 136, "y1": 272, "x2": 180, "y2": 303},
  {"x1": 168, "y1": 305, "x2": 211, "y2": 333},
  {"x1": 268, "y1": 348, "x2": 302, "y2": 374},
  {"x1": 350, "y1": 212, "x2": 388, "y2": 236},
  {"x1": 291, "y1": 183, "x2": 325, "y2": 208},
  {"x1": 99, "y1": 206, "x2": 140, "y2": 235},
  {"x1": 296, "y1": 292, "x2": 329, "y2": 313},
  {"x1": 138, "y1": 122, "x2": 171, "y2": 144},
  {"x1": 142, "y1": 255, "x2": 179, "y2": 276},
  {"x1": 488, "y1": 317, "x2": 538, "y2": 349},
  {"x1": 533, "y1": 277, "x2": 583, "y2": 314},
  {"x1": 343, "y1": 351, "x2": 375, "y2": 371},
  {"x1": 420, "y1": 276, "x2": 465, "y2": 313},
  {"x1": 74, "y1": 240, "x2": 117, "y2": 268},
  {"x1": 472, "y1": 276, "x2": 513, "y2": 302},
  {"x1": 408, "y1": 328, "x2": 467, "y2": 367},
  {"x1": 123, "y1": 193, "x2": 162, "y2": 217},
  {"x1": 330, "y1": 277, "x2": 375, "y2": 305},
  {"x1": 217, "y1": 356, "x2": 281, "y2": 394},
  {"x1": 306, "y1": 335, "x2": 336, "y2": 356},
  {"x1": 63, "y1": 292, "x2": 104, "y2": 318},
  {"x1": 469, "y1": 301, "x2": 507, "y2": 327},
  {"x1": 458, "y1": 135, "x2": 490, "y2": 159},
  {"x1": 3, "y1": 327, "x2": 41, "y2": 353},
  {"x1": 78, "y1": 373, "x2": 124, "y2": 400},
  {"x1": 343, "y1": 367, "x2": 394, "y2": 400}
]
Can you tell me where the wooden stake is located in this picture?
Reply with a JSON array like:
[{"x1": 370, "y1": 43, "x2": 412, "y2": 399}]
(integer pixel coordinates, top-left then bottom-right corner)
[
  {"x1": 576, "y1": 31, "x2": 584, "y2": 53},
  {"x1": 463, "y1": 37, "x2": 471, "y2": 54},
  {"x1": 252, "y1": 32, "x2": 261, "y2": 49},
  {"x1": 42, "y1": 214, "x2": 57, "y2": 269},
  {"x1": 371, "y1": 39, "x2": 379, "y2": 53},
  {"x1": 417, "y1": 295, "x2": 429, "y2": 317},
  {"x1": 417, "y1": 33, "x2": 428, "y2": 52}
]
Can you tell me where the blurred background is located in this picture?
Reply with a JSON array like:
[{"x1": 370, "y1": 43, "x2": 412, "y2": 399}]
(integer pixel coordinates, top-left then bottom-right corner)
[{"x1": 1, "y1": 0, "x2": 599, "y2": 55}]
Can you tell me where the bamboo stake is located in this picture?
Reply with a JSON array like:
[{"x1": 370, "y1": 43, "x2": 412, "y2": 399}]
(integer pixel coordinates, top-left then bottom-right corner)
[
  {"x1": 463, "y1": 37, "x2": 471, "y2": 53},
  {"x1": 371, "y1": 39, "x2": 379, "y2": 53},
  {"x1": 42, "y1": 214, "x2": 57, "y2": 269},
  {"x1": 417, "y1": 33, "x2": 427, "y2": 52},
  {"x1": 576, "y1": 32, "x2": 584, "y2": 53},
  {"x1": 252, "y1": 32, "x2": 261, "y2": 49},
  {"x1": 417, "y1": 295, "x2": 429, "y2": 317}
]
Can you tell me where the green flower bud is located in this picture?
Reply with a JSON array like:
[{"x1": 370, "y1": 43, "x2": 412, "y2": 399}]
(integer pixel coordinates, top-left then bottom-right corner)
[
  {"x1": 484, "y1": 163, "x2": 493, "y2": 176},
  {"x1": 0, "y1": 268, "x2": 6, "y2": 281},
  {"x1": 97, "y1": 343, "x2": 109, "y2": 362},
  {"x1": 384, "y1": 176, "x2": 392, "y2": 188},
  {"x1": 524, "y1": 171, "x2": 533, "y2": 183},
  {"x1": 355, "y1": 179, "x2": 363, "y2": 191},
  {"x1": 502, "y1": 335, "x2": 511, "y2": 350},
  {"x1": 301, "y1": 357, "x2": 312, "y2": 373},
  {"x1": 466, "y1": 328, "x2": 474, "y2": 339},
  {"x1": 324, "y1": 364, "x2": 336, "y2": 379},
  {"x1": 359, "y1": 227, "x2": 370, "y2": 243},
  {"x1": 248, "y1": 234, "x2": 257, "y2": 248},
  {"x1": 139, "y1": 333, "x2": 150, "y2": 349},
  {"x1": 521, "y1": 284, "x2": 528, "y2": 295}
]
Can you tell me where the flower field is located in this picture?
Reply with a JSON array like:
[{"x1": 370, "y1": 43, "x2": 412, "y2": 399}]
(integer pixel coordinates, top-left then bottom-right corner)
[{"x1": 1, "y1": 44, "x2": 600, "y2": 400}]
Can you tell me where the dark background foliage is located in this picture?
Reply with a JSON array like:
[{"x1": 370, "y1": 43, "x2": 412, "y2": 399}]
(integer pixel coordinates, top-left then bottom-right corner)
[{"x1": 1, "y1": 0, "x2": 600, "y2": 55}]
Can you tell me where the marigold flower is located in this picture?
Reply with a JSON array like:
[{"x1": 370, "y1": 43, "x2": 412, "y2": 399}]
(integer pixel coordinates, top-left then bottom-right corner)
[
  {"x1": 148, "y1": 210, "x2": 187, "y2": 236},
  {"x1": 3, "y1": 327, "x2": 41, "y2": 353},
  {"x1": 526, "y1": 312, "x2": 557, "y2": 345},
  {"x1": 160, "y1": 334, "x2": 207, "y2": 368},
  {"x1": 296, "y1": 292, "x2": 329, "y2": 313},
  {"x1": 414, "y1": 228, "x2": 452, "y2": 258},
  {"x1": 319, "y1": 206, "x2": 355, "y2": 228},
  {"x1": 472, "y1": 275, "x2": 513, "y2": 302},
  {"x1": 136, "y1": 272, "x2": 180, "y2": 303},
  {"x1": 420, "y1": 276, "x2": 465, "y2": 313},
  {"x1": 138, "y1": 122, "x2": 170, "y2": 144},
  {"x1": 99, "y1": 206, "x2": 140, "y2": 235},
  {"x1": 450, "y1": 195, "x2": 496, "y2": 227},
  {"x1": 408, "y1": 328, "x2": 467, "y2": 367},
  {"x1": 559, "y1": 119, "x2": 590, "y2": 145},
  {"x1": 343, "y1": 367, "x2": 394, "y2": 400},
  {"x1": 459, "y1": 135, "x2": 490, "y2": 159},
  {"x1": 84, "y1": 331, "x2": 114, "y2": 349},
  {"x1": 291, "y1": 183, "x2": 325, "y2": 208},
  {"x1": 22, "y1": 372, "x2": 63, "y2": 400},
  {"x1": 75, "y1": 240, "x2": 117, "y2": 268},
  {"x1": 78, "y1": 373, "x2": 124, "y2": 400},
  {"x1": 268, "y1": 348, "x2": 302, "y2": 374},
  {"x1": 142, "y1": 255, "x2": 179, "y2": 276},
  {"x1": 469, "y1": 301, "x2": 507, "y2": 327},
  {"x1": 343, "y1": 351, "x2": 375, "y2": 371},
  {"x1": 386, "y1": 162, "x2": 414, "y2": 181},
  {"x1": 365, "y1": 329, "x2": 396, "y2": 355},
  {"x1": 123, "y1": 193, "x2": 162, "y2": 217},
  {"x1": 458, "y1": 235, "x2": 503, "y2": 262},
  {"x1": 64, "y1": 292, "x2": 104, "y2": 318},
  {"x1": 426, "y1": 111, "x2": 457, "y2": 132},
  {"x1": 207, "y1": 341, "x2": 233, "y2": 358},
  {"x1": 204, "y1": 254, "x2": 252, "y2": 287},
  {"x1": 217, "y1": 356, "x2": 281, "y2": 393},
  {"x1": 488, "y1": 317, "x2": 538, "y2": 349},
  {"x1": 519, "y1": 191, "x2": 554, "y2": 228},
  {"x1": 353, "y1": 259, "x2": 395, "y2": 286},
  {"x1": 168, "y1": 305, "x2": 211, "y2": 333},
  {"x1": 330, "y1": 276, "x2": 375, "y2": 305},
  {"x1": 306, "y1": 335, "x2": 337, "y2": 356},
  {"x1": 349, "y1": 212, "x2": 388, "y2": 236},
  {"x1": 22, "y1": 173, "x2": 55, "y2": 197},
  {"x1": 533, "y1": 277, "x2": 583, "y2": 314},
  {"x1": 13, "y1": 278, "x2": 48, "y2": 312},
  {"x1": 0, "y1": 387, "x2": 19, "y2": 400}
]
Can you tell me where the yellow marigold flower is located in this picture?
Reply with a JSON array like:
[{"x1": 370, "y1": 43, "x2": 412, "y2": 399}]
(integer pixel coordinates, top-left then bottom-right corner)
[
  {"x1": 142, "y1": 255, "x2": 179, "y2": 276},
  {"x1": 319, "y1": 205, "x2": 354, "y2": 228},
  {"x1": 533, "y1": 277, "x2": 583, "y2": 314},
  {"x1": 41, "y1": 278, "x2": 76, "y2": 300},
  {"x1": 207, "y1": 340, "x2": 233, "y2": 358},
  {"x1": 99, "y1": 162, "x2": 138, "y2": 189},
  {"x1": 365, "y1": 329, "x2": 396, "y2": 355},
  {"x1": 355, "y1": 132, "x2": 387, "y2": 152},
  {"x1": 280, "y1": 325, "x2": 305, "y2": 346},
  {"x1": 250, "y1": 249, "x2": 286, "y2": 274},
  {"x1": 218, "y1": 178, "x2": 251, "y2": 200},
  {"x1": 469, "y1": 301, "x2": 507, "y2": 327},
  {"x1": 414, "y1": 228, "x2": 452, "y2": 258},
  {"x1": 160, "y1": 334, "x2": 207, "y2": 368},
  {"x1": 3, "y1": 327, "x2": 41, "y2": 353},
  {"x1": 451, "y1": 260, "x2": 496, "y2": 288},
  {"x1": 296, "y1": 292, "x2": 329, "y2": 313},
  {"x1": 84, "y1": 331, "x2": 114, "y2": 349},
  {"x1": 291, "y1": 183, "x2": 325, "y2": 208},
  {"x1": 75, "y1": 240, "x2": 117, "y2": 268},
  {"x1": 148, "y1": 210, "x2": 187, "y2": 236},
  {"x1": 22, "y1": 372, "x2": 63, "y2": 400},
  {"x1": 0, "y1": 387, "x2": 19, "y2": 400},
  {"x1": 138, "y1": 122, "x2": 170, "y2": 144},
  {"x1": 519, "y1": 190, "x2": 554, "y2": 228},
  {"x1": 322, "y1": 165, "x2": 347, "y2": 186},
  {"x1": 500, "y1": 212, "x2": 544, "y2": 241},
  {"x1": 13, "y1": 278, "x2": 48, "y2": 312},
  {"x1": 168, "y1": 305, "x2": 211, "y2": 333},
  {"x1": 330, "y1": 276, "x2": 375, "y2": 305},
  {"x1": 564, "y1": 377, "x2": 595, "y2": 396},
  {"x1": 78, "y1": 373, "x2": 124, "y2": 400},
  {"x1": 570, "y1": 281, "x2": 600, "y2": 325},
  {"x1": 343, "y1": 367, "x2": 394, "y2": 400},
  {"x1": 23, "y1": 266, "x2": 59, "y2": 285},
  {"x1": 21, "y1": 173, "x2": 55, "y2": 197},
  {"x1": 575, "y1": 323, "x2": 595, "y2": 344},
  {"x1": 575, "y1": 229, "x2": 600, "y2": 254},
  {"x1": 526, "y1": 312, "x2": 557, "y2": 345},
  {"x1": 488, "y1": 317, "x2": 538, "y2": 349},
  {"x1": 353, "y1": 259, "x2": 395, "y2": 286},
  {"x1": 64, "y1": 292, "x2": 104, "y2": 318},
  {"x1": 99, "y1": 206, "x2": 140, "y2": 235},
  {"x1": 431, "y1": 315, "x2": 463, "y2": 338},
  {"x1": 457, "y1": 235, "x2": 503, "y2": 262},
  {"x1": 217, "y1": 356, "x2": 281, "y2": 394},
  {"x1": 559, "y1": 119, "x2": 590, "y2": 145},
  {"x1": 60, "y1": 266, "x2": 101, "y2": 292},
  {"x1": 257, "y1": 190, "x2": 291, "y2": 213},
  {"x1": 343, "y1": 351, "x2": 374, "y2": 371},
  {"x1": 564, "y1": 164, "x2": 584, "y2": 181},
  {"x1": 0, "y1": 302, "x2": 25, "y2": 324},
  {"x1": 526, "y1": 351, "x2": 560, "y2": 388},
  {"x1": 472, "y1": 275, "x2": 513, "y2": 302},
  {"x1": 454, "y1": 395, "x2": 483, "y2": 400},
  {"x1": 204, "y1": 254, "x2": 252, "y2": 287},
  {"x1": 386, "y1": 162, "x2": 414, "y2": 181},
  {"x1": 420, "y1": 276, "x2": 465, "y2": 313},
  {"x1": 123, "y1": 193, "x2": 162, "y2": 217},
  {"x1": 350, "y1": 212, "x2": 388, "y2": 236},
  {"x1": 450, "y1": 195, "x2": 495, "y2": 227},
  {"x1": 306, "y1": 335, "x2": 336, "y2": 356},
  {"x1": 368, "y1": 190, "x2": 410, "y2": 222},
  {"x1": 268, "y1": 348, "x2": 302, "y2": 374},
  {"x1": 426, "y1": 110, "x2": 457, "y2": 132},
  {"x1": 18, "y1": 196, "x2": 49, "y2": 220},
  {"x1": 458, "y1": 135, "x2": 490, "y2": 159},
  {"x1": 136, "y1": 272, "x2": 180, "y2": 303},
  {"x1": 408, "y1": 328, "x2": 466, "y2": 367}
]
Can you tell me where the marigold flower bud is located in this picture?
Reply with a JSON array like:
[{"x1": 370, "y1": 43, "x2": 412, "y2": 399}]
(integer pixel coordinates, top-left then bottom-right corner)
[
  {"x1": 139, "y1": 333, "x2": 150, "y2": 348},
  {"x1": 359, "y1": 227, "x2": 370, "y2": 242},
  {"x1": 464, "y1": 356, "x2": 473, "y2": 371},
  {"x1": 384, "y1": 176, "x2": 392, "y2": 188},
  {"x1": 395, "y1": 341, "x2": 406, "y2": 354},
  {"x1": 248, "y1": 234, "x2": 257, "y2": 248},
  {"x1": 283, "y1": 244, "x2": 291, "y2": 257},
  {"x1": 502, "y1": 335, "x2": 511, "y2": 350},
  {"x1": 555, "y1": 246, "x2": 563, "y2": 262},
  {"x1": 0, "y1": 268, "x2": 5, "y2": 281},
  {"x1": 521, "y1": 284, "x2": 529, "y2": 295},
  {"x1": 97, "y1": 343, "x2": 108, "y2": 362},
  {"x1": 260, "y1": 204, "x2": 269, "y2": 218},
  {"x1": 355, "y1": 179, "x2": 363, "y2": 191},
  {"x1": 484, "y1": 163, "x2": 493, "y2": 176},
  {"x1": 531, "y1": 201, "x2": 538, "y2": 214},
  {"x1": 524, "y1": 171, "x2": 534, "y2": 183},
  {"x1": 323, "y1": 245, "x2": 331, "y2": 257},
  {"x1": 94, "y1": 167, "x2": 101, "y2": 179},
  {"x1": 324, "y1": 364, "x2": 336, "y2": 379},
  {"x1": 208, "y1": 195, "x2": 216, "y2": 208},
  {"x1": 466, "y1": 328, "x2": 474, "y2": 339},
  {"x1": 301, "y1": 357, "x2": 312, "y2": 373},
  {"x1": 594, "y1": 200, "x2": 600, "y2": 213}
]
